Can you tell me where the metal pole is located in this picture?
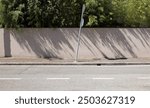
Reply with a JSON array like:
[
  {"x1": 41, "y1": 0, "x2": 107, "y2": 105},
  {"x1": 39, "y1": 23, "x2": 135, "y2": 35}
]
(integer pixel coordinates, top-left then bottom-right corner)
[{"x1": 75, "y1": 4, "x2": 85, "y2": 62}]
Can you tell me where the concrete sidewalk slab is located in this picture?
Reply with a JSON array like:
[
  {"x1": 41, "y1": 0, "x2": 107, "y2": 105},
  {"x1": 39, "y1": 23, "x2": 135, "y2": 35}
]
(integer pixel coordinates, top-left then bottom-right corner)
[{"x1": 0, "y1": 57, "x2": 150, "y2": 65}]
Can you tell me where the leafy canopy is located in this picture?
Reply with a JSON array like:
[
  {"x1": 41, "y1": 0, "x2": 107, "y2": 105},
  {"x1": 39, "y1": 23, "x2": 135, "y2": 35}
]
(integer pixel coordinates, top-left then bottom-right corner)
[{"x1": 0, "y1": 0, "x2": 150, "y2": 28}]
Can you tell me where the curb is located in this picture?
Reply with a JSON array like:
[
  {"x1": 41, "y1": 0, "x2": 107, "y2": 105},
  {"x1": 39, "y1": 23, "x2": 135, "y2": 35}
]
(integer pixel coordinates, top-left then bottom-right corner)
[{"x1": 1, "y1": 62, "x2": 150, "y2": 65}]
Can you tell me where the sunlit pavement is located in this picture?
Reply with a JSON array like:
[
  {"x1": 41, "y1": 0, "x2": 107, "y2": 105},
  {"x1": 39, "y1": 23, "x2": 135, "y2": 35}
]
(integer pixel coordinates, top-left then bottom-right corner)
[{"x1": 0, "y1": 65, "x2": 150, "y2": 91}]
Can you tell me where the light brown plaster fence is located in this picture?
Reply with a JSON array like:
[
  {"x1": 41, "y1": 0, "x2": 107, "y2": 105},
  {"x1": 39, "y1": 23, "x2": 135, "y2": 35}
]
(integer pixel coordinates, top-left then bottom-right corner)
[{"x1": 1, "y1": 28, "x2": 150, "y2": 60}]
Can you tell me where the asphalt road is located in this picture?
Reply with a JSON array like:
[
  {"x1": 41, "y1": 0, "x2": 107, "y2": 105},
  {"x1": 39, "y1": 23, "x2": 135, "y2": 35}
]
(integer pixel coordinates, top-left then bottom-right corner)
[{"x1": 0, "y1": 65, "x2": 150, "y2": 91}]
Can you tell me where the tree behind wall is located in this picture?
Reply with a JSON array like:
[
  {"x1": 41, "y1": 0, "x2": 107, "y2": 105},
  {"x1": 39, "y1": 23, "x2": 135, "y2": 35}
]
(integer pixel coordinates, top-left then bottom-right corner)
[
  {"x1": 112, "y1": 0, "x2": 150, "y2": 27},
  {"x1": 0, "y1": 0, "x2": 84, "y2": 28},
  {"x1": 0, "y1": 0, "x2": 150, "y2": 28}
]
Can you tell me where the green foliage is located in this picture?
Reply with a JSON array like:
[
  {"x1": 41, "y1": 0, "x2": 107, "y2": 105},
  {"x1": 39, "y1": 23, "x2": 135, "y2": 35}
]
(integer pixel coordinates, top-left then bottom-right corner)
[
  {"x1": 112, "y1": 0, "x2": 150, "y2": 27},
  {"x1": 124, "y1": 0, "x2": 150, "y2": 27},
  {"x1": 0, "y1": 0, "x2": 24, "y2": 28},
  {"x1": 0, "y1": 0, "x2": 150, "y2": 27},
  {"x1": 85, "y1": 0, "x2": 114, "y2": 27},
  {"x1": 0, "y1": 0, "x2": 84, "y2": 28},
  {"x1": 0, "y1": 1, "x2": 4, "y2": 27}
]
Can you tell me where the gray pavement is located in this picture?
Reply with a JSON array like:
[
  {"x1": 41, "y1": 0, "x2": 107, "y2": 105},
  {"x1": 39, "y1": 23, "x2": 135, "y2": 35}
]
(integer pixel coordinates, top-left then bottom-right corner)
[
  {"x1": 0, "y1": 65, "x2": 150, "y2": 91},
  {"x1": 1, "y1": 57, "x2": 150, "y2": 65}
]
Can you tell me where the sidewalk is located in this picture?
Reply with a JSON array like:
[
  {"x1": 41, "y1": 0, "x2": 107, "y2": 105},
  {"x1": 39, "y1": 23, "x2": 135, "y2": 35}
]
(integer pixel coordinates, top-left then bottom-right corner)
[{"x1": 1, "y1": 57, "x2": 150, "y2": 65}]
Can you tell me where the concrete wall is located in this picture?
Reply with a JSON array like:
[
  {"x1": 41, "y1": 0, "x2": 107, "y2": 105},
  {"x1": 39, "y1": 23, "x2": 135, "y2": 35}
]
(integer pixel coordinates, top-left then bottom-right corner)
[
  {"x1": 1, "y1": 28, "x2": 150, "y2": 60},
  {"x1": 0, "y1": 29, "x2": 4, "y2": 57}
]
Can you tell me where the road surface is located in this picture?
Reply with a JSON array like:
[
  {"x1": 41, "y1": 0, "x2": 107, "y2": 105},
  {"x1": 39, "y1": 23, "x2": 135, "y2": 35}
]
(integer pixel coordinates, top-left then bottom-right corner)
[{"x1": 0, "y1": 65, "x2": 150, "y2": 91}]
